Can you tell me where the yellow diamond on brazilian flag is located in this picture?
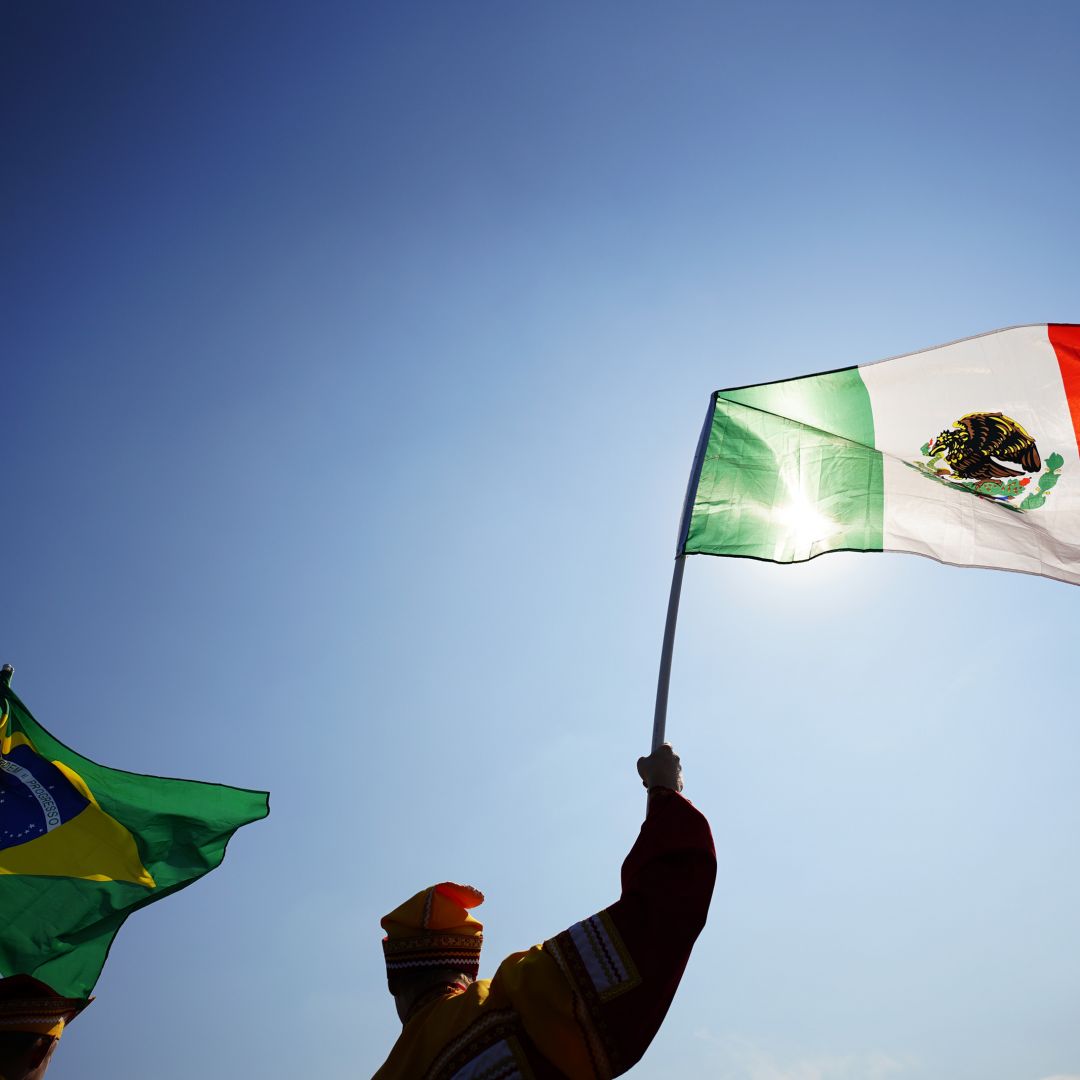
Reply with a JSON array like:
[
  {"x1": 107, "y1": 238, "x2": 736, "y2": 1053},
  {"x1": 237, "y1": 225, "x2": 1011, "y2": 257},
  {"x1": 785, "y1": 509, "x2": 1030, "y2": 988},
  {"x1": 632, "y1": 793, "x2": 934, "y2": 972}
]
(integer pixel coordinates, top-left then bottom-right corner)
[{"x1": 0, "y1": 682, "x2": 268, "y2": 999}]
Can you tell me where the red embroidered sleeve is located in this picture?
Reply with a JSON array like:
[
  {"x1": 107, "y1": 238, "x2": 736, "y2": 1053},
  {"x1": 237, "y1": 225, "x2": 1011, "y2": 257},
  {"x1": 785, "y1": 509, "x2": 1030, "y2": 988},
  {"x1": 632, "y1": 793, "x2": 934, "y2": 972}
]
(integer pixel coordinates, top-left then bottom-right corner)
[{"x1": 544, "y1": 789, "x2": 716, "y2": 1077}]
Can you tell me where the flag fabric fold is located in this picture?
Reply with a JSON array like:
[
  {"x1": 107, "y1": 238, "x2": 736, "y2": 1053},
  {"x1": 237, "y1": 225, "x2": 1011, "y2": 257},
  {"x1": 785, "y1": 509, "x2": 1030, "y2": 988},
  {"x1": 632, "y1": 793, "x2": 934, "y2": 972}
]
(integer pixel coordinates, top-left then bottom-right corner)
[
  {"x1": 682, "y1": 323, "x2": 1080, "y2": 585},
  {"x1": 0, "y1": 685, "x2": 268, "y2": 999}
]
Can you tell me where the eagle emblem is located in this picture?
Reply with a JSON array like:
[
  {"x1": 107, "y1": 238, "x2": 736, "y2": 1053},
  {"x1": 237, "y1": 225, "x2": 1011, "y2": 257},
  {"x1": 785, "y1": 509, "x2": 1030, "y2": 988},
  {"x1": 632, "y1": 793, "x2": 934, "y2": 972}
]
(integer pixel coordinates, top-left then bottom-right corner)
[{"x1": 913, "y1": 412, "x2": 1063, "y2": 511}]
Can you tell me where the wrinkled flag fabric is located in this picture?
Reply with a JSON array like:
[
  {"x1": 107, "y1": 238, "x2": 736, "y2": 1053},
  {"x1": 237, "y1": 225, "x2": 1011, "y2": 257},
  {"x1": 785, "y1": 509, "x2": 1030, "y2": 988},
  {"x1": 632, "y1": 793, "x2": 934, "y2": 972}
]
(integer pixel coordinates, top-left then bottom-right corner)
[
  {"x1": 681, "y1": 324, "x2": 1080, "y2": 585},
  {"x1": 0, "y1": 685, "x2": 268, "y2": 998}
]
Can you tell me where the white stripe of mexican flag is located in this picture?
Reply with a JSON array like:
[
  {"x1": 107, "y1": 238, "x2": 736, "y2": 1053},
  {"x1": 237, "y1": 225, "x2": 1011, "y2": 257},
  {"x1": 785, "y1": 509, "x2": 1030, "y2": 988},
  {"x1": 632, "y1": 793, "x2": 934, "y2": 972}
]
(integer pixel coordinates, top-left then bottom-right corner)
[{"x1": 683, "y1": 324, "x2": 1080, "y2": 586}]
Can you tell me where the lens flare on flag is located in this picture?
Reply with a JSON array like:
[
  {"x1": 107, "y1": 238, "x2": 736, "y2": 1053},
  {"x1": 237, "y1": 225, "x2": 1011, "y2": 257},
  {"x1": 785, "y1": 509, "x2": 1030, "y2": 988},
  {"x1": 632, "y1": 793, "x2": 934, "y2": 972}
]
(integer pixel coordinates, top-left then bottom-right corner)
[{"x1": 682, "y1": 323, "x2": 1080, "y2": 586}]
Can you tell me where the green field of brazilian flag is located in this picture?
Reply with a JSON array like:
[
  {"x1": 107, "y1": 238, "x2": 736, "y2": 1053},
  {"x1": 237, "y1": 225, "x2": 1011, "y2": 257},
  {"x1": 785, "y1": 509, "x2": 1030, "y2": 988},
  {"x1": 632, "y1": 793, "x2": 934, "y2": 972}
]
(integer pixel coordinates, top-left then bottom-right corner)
[
  {"x1": 0, "y1": 683, "x2": 268, "y2": 998},
  {"x1": 683, "y1": 324, "x2": 1080, "y2": 586}
]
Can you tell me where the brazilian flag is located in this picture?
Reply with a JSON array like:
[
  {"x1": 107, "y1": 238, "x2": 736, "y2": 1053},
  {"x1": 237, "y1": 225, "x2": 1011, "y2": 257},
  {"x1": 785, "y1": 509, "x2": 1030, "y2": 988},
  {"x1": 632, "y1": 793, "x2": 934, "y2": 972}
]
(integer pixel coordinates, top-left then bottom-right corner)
[{"x1": 0, "y1": 682, "x2": 268, "y2": 999}]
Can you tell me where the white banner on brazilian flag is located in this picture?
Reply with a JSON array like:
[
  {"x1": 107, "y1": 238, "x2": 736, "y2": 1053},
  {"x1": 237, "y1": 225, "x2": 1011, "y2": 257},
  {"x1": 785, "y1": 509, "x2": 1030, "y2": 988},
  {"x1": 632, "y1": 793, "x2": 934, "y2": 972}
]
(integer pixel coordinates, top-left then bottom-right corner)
[{"x1": 682, "y1": 324, "x2": 1080, "y2": 585}]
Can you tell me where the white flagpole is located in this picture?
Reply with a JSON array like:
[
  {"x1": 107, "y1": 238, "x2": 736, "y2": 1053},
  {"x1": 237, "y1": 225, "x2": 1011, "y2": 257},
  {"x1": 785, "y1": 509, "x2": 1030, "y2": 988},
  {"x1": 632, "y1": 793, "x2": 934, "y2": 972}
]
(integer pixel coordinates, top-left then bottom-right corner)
[
  {"x1": 650, "y1": 555, "x2": 685, "y2": 750},
  {"x1": 650, "y1": 392, "x2": 717, "y2": 753}
]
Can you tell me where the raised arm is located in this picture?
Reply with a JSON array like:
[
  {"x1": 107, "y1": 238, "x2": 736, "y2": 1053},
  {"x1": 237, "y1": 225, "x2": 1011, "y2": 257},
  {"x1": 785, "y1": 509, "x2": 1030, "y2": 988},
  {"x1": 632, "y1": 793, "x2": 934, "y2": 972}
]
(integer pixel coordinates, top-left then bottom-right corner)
[
  {"x1": 431, "y1": 746, "x2": 716, "y2": 1080},
  {"x1": 538, "y1": 744, "x2": 717, "y2": 1076}
]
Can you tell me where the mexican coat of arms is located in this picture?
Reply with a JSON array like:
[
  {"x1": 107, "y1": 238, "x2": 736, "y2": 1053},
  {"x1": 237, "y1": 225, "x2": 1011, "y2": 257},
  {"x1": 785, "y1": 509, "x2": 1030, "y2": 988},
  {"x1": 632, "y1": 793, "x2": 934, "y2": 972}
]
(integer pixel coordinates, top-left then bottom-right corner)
[{"x1": 913, "y1": 411, "x2": 1063, "y2": 512}]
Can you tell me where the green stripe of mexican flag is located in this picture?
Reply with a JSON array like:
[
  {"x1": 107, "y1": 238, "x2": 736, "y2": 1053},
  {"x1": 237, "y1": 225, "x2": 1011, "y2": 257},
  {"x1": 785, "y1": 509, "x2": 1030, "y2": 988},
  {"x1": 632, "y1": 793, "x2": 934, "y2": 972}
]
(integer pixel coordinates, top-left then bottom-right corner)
[{"x1": 683, "y1": 324, "x2": 1080, "y2": 585}]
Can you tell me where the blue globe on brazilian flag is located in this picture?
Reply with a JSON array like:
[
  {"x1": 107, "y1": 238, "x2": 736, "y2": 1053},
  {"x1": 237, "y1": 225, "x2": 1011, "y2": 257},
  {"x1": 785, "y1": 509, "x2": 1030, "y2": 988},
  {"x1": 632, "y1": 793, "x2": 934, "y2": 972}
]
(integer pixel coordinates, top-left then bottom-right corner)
[{"x1": 0, "y1": 680, "x2": 267, "y2": 999}]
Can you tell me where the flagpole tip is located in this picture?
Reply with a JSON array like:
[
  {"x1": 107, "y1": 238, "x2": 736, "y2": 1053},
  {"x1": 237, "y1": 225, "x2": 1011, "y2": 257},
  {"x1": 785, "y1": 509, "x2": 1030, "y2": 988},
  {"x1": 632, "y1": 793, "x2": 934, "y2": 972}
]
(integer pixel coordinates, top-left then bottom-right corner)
[{"x1": 0, "y1": 665, "x2": 13, "y2": 688}]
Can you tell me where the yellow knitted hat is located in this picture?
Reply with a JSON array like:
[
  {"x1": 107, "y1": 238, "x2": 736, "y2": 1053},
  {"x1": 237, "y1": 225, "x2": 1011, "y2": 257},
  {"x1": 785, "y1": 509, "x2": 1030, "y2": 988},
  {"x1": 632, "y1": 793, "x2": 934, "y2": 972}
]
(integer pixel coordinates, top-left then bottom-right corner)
[
  {"x1": 0, "y1": 975, "x2": 89, "y2": 1039},
  {"x1": 381, "y1": 882, "x2": 484, "y2": 991}
]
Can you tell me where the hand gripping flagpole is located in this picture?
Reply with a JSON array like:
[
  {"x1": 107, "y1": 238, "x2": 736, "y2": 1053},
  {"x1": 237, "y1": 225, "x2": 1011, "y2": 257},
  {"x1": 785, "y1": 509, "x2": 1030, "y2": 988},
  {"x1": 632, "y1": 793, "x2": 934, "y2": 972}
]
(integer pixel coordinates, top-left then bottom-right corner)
[{"x1": 650, "y1": 393, "x2": 717, "y2": 752}]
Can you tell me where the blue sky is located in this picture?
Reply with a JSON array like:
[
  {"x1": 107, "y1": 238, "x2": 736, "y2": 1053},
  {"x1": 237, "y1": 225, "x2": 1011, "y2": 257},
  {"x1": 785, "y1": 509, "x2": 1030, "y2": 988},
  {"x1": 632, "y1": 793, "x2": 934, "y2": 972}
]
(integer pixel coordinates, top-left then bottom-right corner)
[{"x1": 4, "y1": 2, "x2": 1080, "y2": 1077}]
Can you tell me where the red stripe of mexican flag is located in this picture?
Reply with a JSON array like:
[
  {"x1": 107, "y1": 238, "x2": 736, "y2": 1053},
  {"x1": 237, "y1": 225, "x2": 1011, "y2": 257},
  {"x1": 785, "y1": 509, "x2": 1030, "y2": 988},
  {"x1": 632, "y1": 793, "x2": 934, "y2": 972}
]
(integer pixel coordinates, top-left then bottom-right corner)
[
  {"x1": 1049, "y1": 323, "x2": 1080, "y2": 455},
  {"x1": 684, "y1": 324, "x2": 1080, "y2": 585}
]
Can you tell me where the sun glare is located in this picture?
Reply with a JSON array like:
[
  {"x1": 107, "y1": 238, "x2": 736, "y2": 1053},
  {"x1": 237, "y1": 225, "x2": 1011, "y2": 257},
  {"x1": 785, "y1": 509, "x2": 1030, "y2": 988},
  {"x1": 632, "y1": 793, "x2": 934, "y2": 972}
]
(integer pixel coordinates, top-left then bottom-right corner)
[{"x1": 770, "y1": 469, "x2": 838, "y2": 561}]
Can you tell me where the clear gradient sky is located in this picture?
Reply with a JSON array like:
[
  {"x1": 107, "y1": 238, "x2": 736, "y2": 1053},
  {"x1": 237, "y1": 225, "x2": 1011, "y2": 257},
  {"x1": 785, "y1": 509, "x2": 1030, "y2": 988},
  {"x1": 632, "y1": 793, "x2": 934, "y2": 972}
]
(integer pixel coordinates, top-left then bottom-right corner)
[{"x1": 4, "y1": 3, "x2": 1080, "y2": 1078}]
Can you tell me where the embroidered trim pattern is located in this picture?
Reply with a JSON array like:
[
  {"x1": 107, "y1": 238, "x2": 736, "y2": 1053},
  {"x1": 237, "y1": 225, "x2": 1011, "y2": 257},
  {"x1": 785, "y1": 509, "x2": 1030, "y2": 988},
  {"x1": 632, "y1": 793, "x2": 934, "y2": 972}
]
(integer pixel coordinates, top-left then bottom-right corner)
[
  {"x1": 544, "y1": 908, "x2": 641, "y2": 1079},
  {"x1": 429, "y1": 1010, "x2": 536, "y2": 1080},
  {"x1": 0, "y1": 1014, "x2": 65, "y2": 1028},
  {"x1": 384, "y1": 933, "x2": 483, "y2": 957},
  {"x1": 447, "y1": 1038, "x2": 525, "y2": 1080},
  {"x1": 0, "y1": 996, "x2": 83, "y2": 1024},
  {"x1": 545, "y1": 934, "x2": 610, "y2": 1079},
  {"x1": 567, "y1": 912, "x2": 640, "y2": 1003},
  {"x1": 383, "y1": 931, "x2": 483, "y2": 975}
]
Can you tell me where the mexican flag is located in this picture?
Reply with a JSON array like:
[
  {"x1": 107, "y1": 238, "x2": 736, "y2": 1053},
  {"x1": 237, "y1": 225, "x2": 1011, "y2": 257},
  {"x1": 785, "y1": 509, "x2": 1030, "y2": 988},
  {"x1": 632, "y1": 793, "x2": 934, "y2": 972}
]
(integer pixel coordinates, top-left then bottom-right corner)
[{"x1": 682, "y1": 324, "x2": 1080, "y2": 586}]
